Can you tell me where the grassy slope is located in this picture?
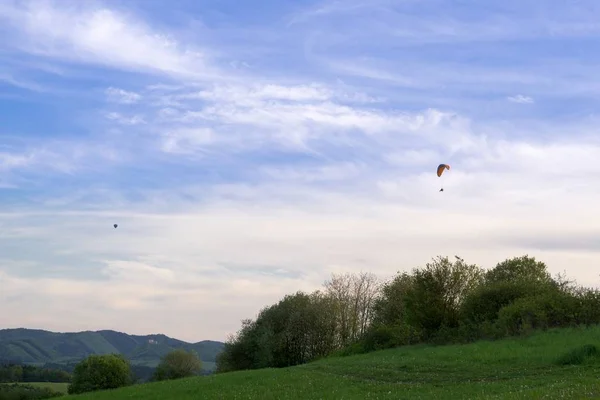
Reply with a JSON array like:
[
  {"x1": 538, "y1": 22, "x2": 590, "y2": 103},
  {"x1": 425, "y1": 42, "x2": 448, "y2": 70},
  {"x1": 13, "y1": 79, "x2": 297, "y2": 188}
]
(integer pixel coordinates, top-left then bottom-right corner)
[
  {"x1": 67, "y1": 325, "x2": 600, "y2": 400},
  {"x1": 27, "y1": 382, "x2": 69, "y2": 394}
]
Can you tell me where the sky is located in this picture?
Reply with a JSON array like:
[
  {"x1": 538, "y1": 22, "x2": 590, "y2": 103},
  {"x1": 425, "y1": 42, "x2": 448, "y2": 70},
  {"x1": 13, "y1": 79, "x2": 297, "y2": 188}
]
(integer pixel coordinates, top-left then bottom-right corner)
[{"x1": 2, "y1": 0, "x2": 600, "y2": 343}]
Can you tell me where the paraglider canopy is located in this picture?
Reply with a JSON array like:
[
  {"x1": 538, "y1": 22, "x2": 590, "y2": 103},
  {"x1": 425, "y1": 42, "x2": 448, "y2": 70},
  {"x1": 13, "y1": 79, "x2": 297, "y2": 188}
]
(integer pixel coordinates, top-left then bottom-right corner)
[
  {"x1": 437, "y1": 163, "x2": 450, "y2": 192},
  {"x1": 113, "y1": 224, "x2": 118, "y2": 228},
  {"x1": 436, "y1": 164, "x2": 450, "y2": 177}
]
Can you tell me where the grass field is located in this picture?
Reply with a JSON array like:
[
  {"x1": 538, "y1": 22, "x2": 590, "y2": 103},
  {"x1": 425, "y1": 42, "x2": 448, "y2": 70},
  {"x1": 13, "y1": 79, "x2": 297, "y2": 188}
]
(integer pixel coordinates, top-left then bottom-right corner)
[
  {"x1": 27, "y1": 382, "x2": 70, "y2": 393},
  {"x1": 66, "y1": 325, "x2": 600, "y2": 399}
]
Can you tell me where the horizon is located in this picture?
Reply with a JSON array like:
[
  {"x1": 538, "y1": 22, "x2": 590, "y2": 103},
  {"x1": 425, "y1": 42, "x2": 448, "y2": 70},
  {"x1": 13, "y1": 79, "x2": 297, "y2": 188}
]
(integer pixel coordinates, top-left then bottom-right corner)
[
  {"x1": 0, "y1": 326, "x2": 222, "y2": 344},
  {"x1": 2, "y1": 0, "x2": 600, "y2": 343}
]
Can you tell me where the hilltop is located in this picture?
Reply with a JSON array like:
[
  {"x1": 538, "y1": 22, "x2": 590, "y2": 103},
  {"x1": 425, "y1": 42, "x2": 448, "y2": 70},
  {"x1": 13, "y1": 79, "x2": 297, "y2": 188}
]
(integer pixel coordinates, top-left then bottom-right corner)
[
  {"x1": 0, "y1": 328, "x2": 224, "y2": 374},
  {"x1": 65, "y1": 325, "x2": 600, "y2": 399}
]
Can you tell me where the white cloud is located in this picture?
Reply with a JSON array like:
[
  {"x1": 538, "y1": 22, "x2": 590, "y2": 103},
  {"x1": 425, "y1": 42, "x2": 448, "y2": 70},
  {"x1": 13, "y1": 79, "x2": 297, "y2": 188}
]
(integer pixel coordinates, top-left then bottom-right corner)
[
  {"x1": 105, "y1": 112, "x2": 146, "y2": 125},
  {"x1": 161, "y1": 128, "x2": 215, "y2": 154},
  {"x1": 507, "y1": 94, "x2": 534, "y2": 104},
  {"x1": 0, "y1": 72, "x2": 45, "y2": 91},
  {"x1": 0, "y1": 0, "x2": 221, "y2": 80},
  {"x1": 0, "y1": 144, "x2": 118, "y2": 176},
  {"x1": 105, "y1": 87, "x2": 141, "y2": 104}
]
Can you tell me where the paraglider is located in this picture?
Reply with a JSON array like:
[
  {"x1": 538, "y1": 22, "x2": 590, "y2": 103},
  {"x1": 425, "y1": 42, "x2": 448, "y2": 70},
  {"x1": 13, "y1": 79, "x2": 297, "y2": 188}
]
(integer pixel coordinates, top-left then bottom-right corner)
[
  {"x1": 437, "y1": 163, "x2": 450, "y2": 191},
  {"x1": 113, "y1": 224, "x2": 118, "y2": 228}
]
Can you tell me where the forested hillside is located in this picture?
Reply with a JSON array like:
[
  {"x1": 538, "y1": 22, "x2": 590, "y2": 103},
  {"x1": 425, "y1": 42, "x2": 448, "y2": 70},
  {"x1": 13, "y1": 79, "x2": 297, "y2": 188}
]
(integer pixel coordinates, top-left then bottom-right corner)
[{"x1": 0, "y1": 329, "x2": 224, "y2": 374}]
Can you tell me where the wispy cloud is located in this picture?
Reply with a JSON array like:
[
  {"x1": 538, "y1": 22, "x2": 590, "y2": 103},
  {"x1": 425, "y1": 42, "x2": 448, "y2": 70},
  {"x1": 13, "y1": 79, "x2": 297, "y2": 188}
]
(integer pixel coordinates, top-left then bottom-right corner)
[
  {"x1": 507, "y1": 94, "x2": 534, "y2": 104},
  {"x1": 105, "y1": 87, "x2": 141, "y2": 104},
  {"x1": 0, "y1": 0, "x2": 223, "y2": 80},
  {"x1": 1, "y1": 0, "x2": 600, "y2": 342}
]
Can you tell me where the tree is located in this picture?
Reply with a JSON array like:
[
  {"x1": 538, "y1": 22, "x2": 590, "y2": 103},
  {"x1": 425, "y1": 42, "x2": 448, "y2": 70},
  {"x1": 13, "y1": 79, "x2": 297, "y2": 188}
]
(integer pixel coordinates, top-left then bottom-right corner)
[
  {"x1": 323, "y1": 272, "x2": 380, "y2": 347},
  {"x1": 460, "y1": 255, "x2": 558, "y2": 328},
  {"x1": 485, "y1": 255, "x2": 552, "y2": 286},
  {"x1": 216, "y1": 320, "x2": 259, "y2": 373},
  {"x1": 67, "y1": 354, "x2": 132, "y2": 395},
  {"x1": 371, "y1": 272, "x2": 414, "y2": 327},
  {"x1": 404, "y1": 255, "x2": 483, "y2": 339},
  {"x1": 216, "y1": 290, "x2": 341, "y2": 372},
  {"x1": 152, "y1": 349, "x2": 202, "y2": 381}
]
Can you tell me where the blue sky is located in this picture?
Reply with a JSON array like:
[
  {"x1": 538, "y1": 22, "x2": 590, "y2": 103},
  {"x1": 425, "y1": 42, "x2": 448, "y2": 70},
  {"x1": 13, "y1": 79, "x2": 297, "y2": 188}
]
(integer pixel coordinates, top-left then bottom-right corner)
[{"x1": 2, "y1": 0, "x2": 600, "y2": 342}]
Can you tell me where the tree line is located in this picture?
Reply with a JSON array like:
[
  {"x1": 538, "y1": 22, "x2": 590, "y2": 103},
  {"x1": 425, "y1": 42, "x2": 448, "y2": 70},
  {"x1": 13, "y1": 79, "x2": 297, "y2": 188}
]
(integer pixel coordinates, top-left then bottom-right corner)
[
  {"x1": 0, "y1": 383, "x2": 63, "y2": 400},
  {"x1": 216, "y1": 255, "x2": 600, "y2": 372},
  {"x1": 0, "y1": 363, "x2": 71, "y2": 383},
  {"x1": 66, "y1": 349, "x2": 203, "y2": 395}
]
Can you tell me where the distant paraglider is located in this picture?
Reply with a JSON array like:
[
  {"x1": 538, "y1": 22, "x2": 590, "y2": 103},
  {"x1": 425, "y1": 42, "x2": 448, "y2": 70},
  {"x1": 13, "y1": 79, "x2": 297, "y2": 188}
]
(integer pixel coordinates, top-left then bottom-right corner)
[
  {"x1": 437, "y1": 163, "x2": 450, "y2": 192},
  {"x1": 114, "y1": 224, "x2": 118, "y2": 229}
]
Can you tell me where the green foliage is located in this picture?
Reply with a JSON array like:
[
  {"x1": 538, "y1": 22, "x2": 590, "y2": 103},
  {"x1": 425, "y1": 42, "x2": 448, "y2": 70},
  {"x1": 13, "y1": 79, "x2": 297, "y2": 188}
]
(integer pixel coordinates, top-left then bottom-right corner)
[
  {"x1": 218, "y1": 253, "x2": 600, "y2": 376},
  {"x1": 555, "y1": 344, "x2": 600, "y2": 366},
  {"x1": 217, "y1": 291, "x2": 340, "y2": 372},
  {"x1": 360, "y1": 322, "x2": 422, "y2": 353},
  {"x1": 571, "y1": 287, "x2": 600, "y2": 325},
  {"x1": 485, "y1": 255, "x2": 552, "y2": 286},
  {"x1": 459, "y1": 279, "x2": 560, "y2": 326},
  {"x1": 152, "y1": 349, "x2": 202, "y2": 381},
  {"x1": 403, "y1": 256, "x2": 483, "y2": 339},
  {"x1": 495, "y1": 290, "x2": 577, "y2": 336},
  {"x1": 0, "y1": 366, "x2": 22, "y2": 384},
  {"x1": 461, "y1": 282, "x2": 530, "y2": 325},
  {"x1": 370, "y1": 272, "x2": 413, "y2": 327},
  {"x1": 43, "y1": 325, "x2": 600, "y2": 400},
  {"x1": 0, "y1": 383, "x2": 62, "y2": 400},
  {"x1": 67, "y1": 354, "x2": 133, "y2": 395},
  {"x1": 0, "y1": 364, "x2": 71, "y2": 384}
]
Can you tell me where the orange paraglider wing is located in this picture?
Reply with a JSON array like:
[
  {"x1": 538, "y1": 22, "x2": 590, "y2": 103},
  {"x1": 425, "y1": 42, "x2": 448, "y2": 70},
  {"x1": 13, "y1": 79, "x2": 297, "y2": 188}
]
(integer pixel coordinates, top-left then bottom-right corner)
[{"x1": 436, "y1": 163, "x2": 450, "y2": 177}]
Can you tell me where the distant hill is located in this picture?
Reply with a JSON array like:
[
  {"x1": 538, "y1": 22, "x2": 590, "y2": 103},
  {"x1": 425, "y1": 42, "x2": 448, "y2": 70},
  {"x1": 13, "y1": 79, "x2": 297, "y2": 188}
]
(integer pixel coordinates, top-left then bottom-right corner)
[{"x1": 0, "y1": 328, "x2": 224, "y2": 374}]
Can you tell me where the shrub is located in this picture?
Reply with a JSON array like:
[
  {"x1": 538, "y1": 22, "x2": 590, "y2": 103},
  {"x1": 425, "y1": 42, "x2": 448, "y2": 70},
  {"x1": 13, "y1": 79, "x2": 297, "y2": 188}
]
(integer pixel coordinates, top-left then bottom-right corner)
[
  {"x1": 555, "y1": 344, "x2": 600, "y2": 366},
  {"x1": 460, "y1": 282, "x2": 536, "y2": 325},
  {"x1": 152, "y1": 349, "x2": 202, "y2": 382},
  {"x1": 572, "y1": 288, "x2": 600, "y2": 326},
  {"x1": 496, "y1": 291, "x2": 577, "y2": 336},
  {"x1": 67, "y1": 354, "x2": 133, "y2": 395},
  {"x1": 0, "y1": 383, "x2": 62, "y2": 400}
]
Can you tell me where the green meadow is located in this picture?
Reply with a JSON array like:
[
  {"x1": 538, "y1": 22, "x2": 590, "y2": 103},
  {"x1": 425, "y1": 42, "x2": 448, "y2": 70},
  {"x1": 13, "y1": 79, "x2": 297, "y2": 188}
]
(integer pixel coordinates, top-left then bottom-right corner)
[
  {"x1": 66, "y1": 325, "x2": 600, "y2": 400},
  {"x1": 27, "y1": 382, "x2": 69, "y2": 394}
]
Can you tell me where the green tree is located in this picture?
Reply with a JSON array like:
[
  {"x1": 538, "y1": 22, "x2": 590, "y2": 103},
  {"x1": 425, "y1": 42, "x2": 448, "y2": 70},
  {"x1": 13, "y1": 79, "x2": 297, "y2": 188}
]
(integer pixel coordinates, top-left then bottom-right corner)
[
  {"x1": 485, "y1": 255, "x2": 552, "y2": 286},
  {"x1": 67, "y1": 354, "x2": 132, "y2": 395},
  {"x1": 216, "y1": 290, "x2": 340, "y2": 372},
  {"x1": 404, "y1": 255, "x2": 483, "y2": 339},
  {"x1": 460, "y1": 255, "x2": 559, "y2": 330},
  {"x1": 216, "y1": 317, "x2": 272, "y2": 373},
  {"x1": 0, "y1": 364, "x2": 23, "y2": 383},
  {"x1": 461, "y1": 281, "x2": 534, "y2": 325},
  {"x1": 371, "y1": 272, "x2": 414, "y2": 327},
  {"x1": 152, "y1": 349, "x2": 202, "y2": 381}
]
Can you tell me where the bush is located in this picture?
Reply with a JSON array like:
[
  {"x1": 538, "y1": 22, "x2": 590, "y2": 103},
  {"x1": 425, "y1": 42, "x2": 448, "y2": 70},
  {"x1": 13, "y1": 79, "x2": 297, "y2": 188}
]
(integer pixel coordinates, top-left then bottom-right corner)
[
  {"x1": 555, "y1": 344, "x2": 600, "y2": 366},
  {"x1": 67, "y1": 354, "x2": 133, "y2": 395},
  {"x1": 361, "y1": 323, "x2": 422, "y2": 352},
  {"x1": 0, "y1": 383, "x2": 62, "y2": 400},
  {"x1": 456, "y1": 320, "x2": 504, "y2": 342},
  {"x1": 152, "y1": 349, "x2": 202, "y2": 382},
  {"x1": 572, "y1": 288, "x2": 600, "y2": 326},
  {"x1": 461, "y1": 282, "x2": 536, "y2": 325},
  {"x1": 496, "y1": 291, "x2": 577, "y2": 336}
]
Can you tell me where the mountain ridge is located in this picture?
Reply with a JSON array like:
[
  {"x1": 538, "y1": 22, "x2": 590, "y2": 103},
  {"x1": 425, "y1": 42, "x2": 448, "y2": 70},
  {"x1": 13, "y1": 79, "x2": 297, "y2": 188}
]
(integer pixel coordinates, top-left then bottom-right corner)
[{"x1": 0, "y1": 328, "x2": 225, "y2": 373}]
